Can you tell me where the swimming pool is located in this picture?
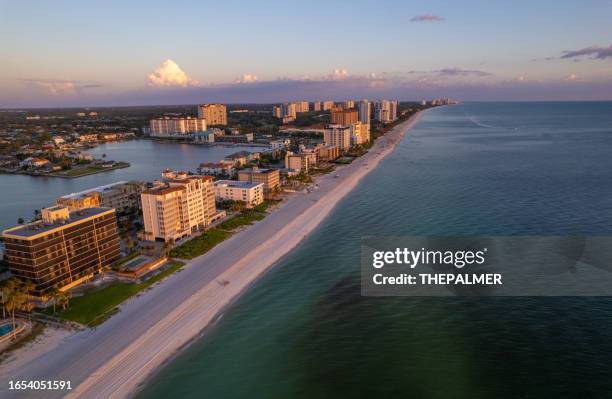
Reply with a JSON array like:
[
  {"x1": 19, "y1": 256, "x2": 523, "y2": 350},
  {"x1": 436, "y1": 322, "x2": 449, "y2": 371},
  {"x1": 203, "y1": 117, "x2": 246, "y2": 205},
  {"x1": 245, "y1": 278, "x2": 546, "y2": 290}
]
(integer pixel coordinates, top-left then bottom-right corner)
[{"x1": 0, "y1": 323, "x2": 14, "y2": 337}]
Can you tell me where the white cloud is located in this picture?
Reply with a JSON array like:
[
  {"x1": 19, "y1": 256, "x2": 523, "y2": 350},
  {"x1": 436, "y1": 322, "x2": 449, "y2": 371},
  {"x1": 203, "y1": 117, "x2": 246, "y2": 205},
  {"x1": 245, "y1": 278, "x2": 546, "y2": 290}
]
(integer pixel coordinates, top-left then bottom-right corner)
[
  {"x1": 331, "y1": 68, "x2": 349, "y2": 80},
  {"x1": 147, "y1": 59, "x2": 197, "y2": 87},
  {"x1": 235, "y1": 73, "x2": 258, "y2": 83},
  {"x1": 20, "y1": 79, "x2": 105, "y2": 95},
  {"x1": 565, "y1": 73, "x2": 577, "y2": 81}
]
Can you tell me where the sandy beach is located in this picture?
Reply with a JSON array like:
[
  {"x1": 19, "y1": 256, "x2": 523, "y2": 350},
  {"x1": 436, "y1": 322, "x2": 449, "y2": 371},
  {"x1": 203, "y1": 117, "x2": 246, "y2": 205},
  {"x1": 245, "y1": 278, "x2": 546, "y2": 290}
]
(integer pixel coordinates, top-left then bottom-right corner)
[{"x1": 0, "y1": 110, "x2": 424, "y2": 399}]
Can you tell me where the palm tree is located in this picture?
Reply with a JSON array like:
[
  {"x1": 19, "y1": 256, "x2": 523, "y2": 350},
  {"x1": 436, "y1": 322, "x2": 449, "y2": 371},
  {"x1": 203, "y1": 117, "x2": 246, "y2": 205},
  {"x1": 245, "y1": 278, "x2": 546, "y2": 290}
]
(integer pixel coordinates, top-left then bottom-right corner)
[
  {"x1": 48, "y1": 288, "x2": 62, "y2": 313},
  {"x1": 3, "y1": 279, "x2": 27, "y2": 337},
  {"x1": 56, "y1": 290, "x2": 70, "y2": 311}
]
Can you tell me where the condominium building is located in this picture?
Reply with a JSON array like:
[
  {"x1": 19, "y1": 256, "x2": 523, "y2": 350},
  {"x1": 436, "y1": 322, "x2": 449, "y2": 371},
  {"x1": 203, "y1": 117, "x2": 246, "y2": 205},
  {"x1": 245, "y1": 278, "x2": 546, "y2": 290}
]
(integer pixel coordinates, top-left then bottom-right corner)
[
  {"x1": 350, "y1": 122, "x2": 371, "y2": 145},
  {"x1": 238, "y1": 168, "x2": 280, "y2": 196},
  {"x1": 359, "y1": 99, "x2": 371, "y2": 125},
  {"x1": 313, "y1": 101, "x2": 322, "y2": 111},
  {"x1": 272, "y1": 106, "x2": 282, "y2": 118},
  {"x1": 315, "y1": 144, "x2": 340, "y2": 162},
  {"x1": 197, "y1": 103, "x2": 228, "y2": 126},
  {"x1": 322, "y1": 101, "x2": 334, "y2": 111},
  {"x1": 2, "y1": 206, "x2": 120, "y2": 295},
  {"x1": 285, "y1": 152, "x2": 313, "y2": 173},
  {"x1": 374, "y1": 100, "x2": 399, "y2": 123},
  {"x1": 344, "y1": 100, "x2": 355, "y2": 109},
  {"x1": 150, "y1": 117, "x2": 207, "y2": 137},
  {"x1": 141, "y1": 175, "x2": 216, "y2": 242},
  {"x1": 56, "y1": 181, "x2": 146, "y2": 213},
  {"x1": 214, "y1": 180, "x2": 264, "y2": 208},
  {"x1": 324, "y1": 124, "x2": 352, "y2": 151},
  {"x1": 198, "y1": 162, "x2": 235, "y2": 178},
  {"x1": 295, "y1": 101, "x2": 309, "y2": 113},
  {"x1": 330, "y1": 108, "x2": 359, "y2": 125}
]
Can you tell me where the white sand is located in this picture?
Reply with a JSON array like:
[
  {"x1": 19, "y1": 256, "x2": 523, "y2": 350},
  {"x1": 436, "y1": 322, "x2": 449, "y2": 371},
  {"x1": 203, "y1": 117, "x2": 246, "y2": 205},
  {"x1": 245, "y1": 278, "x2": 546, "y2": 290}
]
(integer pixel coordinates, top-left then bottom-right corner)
[{"x1": 0, "y1": 111, "x2": 424, "y2": 399}]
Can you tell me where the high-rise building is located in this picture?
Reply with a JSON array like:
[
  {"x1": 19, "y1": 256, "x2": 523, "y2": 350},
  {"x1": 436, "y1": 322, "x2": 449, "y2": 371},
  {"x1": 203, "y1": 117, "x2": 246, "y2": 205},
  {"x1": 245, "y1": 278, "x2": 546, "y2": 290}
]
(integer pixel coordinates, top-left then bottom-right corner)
[
  {"x1": 322, "y1": 101, "x2": 334, "y2": 111},
  {"x1": 2, "y1": 206, "x2": 120, "y2": 295},
  {"x1": 272, "y1": 105, "x2": 282, "y2": 118},
  {"x1": 344, "y1": 100, "x2": 355, "y2": 109},
  {"x1": 141, "y1": 175, "x2": 216, "y2": 242},
  {"x1": 323, "y1": 125, "x2": 352, "y2": 151},
  {"x1": 295, "y1": 101, "x2": 309, "y2": 113},
  {"x1": 197, "y1": 104, "x2": 228, "y2": 126},
  {"x1": 330, "y1": 108, "x2": 359, "y2": 125},
  {"x1": 359, "y1": 99, "x2": 371, "y2": 125},
  {"x1": 374, "y1": 100, "x2": 399, "y2": 123},
  {"x1": 313, "y1": 101, "x2": 322, "y2": 112},
  {"x1": 349, "y1": 122, "x2": 370, "y2": 145},
  {"x1": 281, "y1": 103, "x2": 297, "y2": 118},
  {"x1": 149, "y1": 117, "x2": 207, "y2": 137}
]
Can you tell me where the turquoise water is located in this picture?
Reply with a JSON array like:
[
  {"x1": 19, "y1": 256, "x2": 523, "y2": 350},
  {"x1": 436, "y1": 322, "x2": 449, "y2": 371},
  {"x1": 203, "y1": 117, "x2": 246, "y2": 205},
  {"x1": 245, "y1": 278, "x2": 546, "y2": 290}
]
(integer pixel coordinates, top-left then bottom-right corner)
[
  {"x1": 0, "y1": 324, "x2": 13, "y2": 336},
  {"x1": 135, "y1": 102, "x2": 612, "y2": 398}
]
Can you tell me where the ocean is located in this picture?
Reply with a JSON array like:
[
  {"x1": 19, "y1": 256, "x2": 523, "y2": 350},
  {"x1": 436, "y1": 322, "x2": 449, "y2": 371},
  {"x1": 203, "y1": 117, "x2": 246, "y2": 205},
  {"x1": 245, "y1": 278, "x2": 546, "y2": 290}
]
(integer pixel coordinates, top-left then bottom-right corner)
[{"x1": 133, "y1": 102, "x2": 611, "y2": 398}]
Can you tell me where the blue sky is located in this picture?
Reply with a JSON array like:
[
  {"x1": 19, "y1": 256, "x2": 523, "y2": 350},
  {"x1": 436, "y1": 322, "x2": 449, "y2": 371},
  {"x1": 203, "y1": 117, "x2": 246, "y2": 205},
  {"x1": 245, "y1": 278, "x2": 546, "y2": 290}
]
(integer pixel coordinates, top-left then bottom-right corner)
[{"x1": 1, "y1": 0, "x2": 611, "y2": 107}]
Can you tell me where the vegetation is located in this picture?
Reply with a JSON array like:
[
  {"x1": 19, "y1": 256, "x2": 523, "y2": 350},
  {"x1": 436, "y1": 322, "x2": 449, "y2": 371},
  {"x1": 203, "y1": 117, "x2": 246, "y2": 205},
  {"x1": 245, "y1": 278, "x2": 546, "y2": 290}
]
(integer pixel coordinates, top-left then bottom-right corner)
[
  {"x1": 169, "y1": 229, "x2": 233, "y2": 260},
  {"x1": 0, "y1": 277, "x2": 34, "y2": 337},
  {"x1": 43, "y1": 261, "x2": 184, "y2": 326},
  {"x1": 169, "y1": 200, "x2": 277, "y2": 260},
  {"x1": 51, "y1": 161, "x2": 130, "y2": 178}
]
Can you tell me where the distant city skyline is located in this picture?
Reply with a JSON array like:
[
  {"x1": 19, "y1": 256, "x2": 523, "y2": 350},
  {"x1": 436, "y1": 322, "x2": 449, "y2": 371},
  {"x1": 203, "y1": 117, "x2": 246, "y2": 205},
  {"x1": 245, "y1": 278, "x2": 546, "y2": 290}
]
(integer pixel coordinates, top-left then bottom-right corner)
[{"x1": 1, "y1": 0, "x2": 612, "y2": 107}]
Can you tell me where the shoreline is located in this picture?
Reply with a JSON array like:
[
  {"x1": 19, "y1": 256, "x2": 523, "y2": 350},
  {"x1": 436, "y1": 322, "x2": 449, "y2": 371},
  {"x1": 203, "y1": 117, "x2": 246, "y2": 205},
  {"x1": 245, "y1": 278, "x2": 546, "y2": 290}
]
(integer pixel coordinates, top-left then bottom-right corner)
[{"x1": 0, "y1": 110, "x2": 426, "y2": 399}]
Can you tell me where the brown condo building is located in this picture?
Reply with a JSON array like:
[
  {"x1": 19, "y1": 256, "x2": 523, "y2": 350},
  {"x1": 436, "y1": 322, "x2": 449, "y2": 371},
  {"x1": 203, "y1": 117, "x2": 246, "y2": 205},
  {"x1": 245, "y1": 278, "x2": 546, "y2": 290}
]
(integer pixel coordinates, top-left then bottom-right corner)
[
  {"x1": 197, "y1": 103, "x2": 228, "y2": 126},
  {"x1": 330, "y1": 108, "x2": 358, "y2": 125},
  {"x1": 2, "y1": 206, "x2": 120, "y2": 296}
]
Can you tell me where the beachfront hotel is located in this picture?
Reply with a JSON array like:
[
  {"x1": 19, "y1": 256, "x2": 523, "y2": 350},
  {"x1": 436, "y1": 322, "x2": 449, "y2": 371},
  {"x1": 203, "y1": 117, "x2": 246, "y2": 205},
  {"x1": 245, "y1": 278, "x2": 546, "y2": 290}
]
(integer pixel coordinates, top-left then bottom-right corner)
[
  {"x1": 2, "y1": 206, "x2": 120, "y2": 296},
  {"x1": 324, "y1": 125, "x2": 352, "y2": 151},
  {"x1": 214, "y1": 180, "x2": 264, "y2": 208},
  {"x1": 330, "y1": 107, "x2": 359, "y2": 125},
  {"x1": 149, "y1": 116, "x2": 207, "y2": 137},
  {"x1": 197, "y1": 103, "x2": 228, "y2": 126},
  {"x1": 141, "y1": 175, "x2": 218, "y2": 242},
  {"x1": 238, "y1": 168, "x2": 280, "y2": 197}
]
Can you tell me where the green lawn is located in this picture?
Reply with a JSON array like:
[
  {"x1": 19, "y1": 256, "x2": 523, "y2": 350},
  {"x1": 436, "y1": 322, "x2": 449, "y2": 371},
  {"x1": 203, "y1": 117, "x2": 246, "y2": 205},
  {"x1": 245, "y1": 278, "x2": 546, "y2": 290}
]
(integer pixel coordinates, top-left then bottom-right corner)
[
  {"x1": 168, "y1": 201, "x2": 278, "y2": 260},
  {"x1": 52, "y1": 162, "x2": 130, "y2": 177},
  {"x1": 169, "y1": 228, "x2": 233, "y2": 260},
  {"x1": 43, "y1": 261, "x2": 184, "y2": 326}
]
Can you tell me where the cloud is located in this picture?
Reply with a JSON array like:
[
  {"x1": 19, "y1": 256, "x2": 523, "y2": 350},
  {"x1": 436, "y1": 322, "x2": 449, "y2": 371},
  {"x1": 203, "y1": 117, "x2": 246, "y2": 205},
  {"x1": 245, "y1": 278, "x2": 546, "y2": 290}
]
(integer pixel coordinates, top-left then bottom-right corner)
[
  {"x1": 517, "y1": 75, "x2": 525, "y2": 82},
  {"x1": 147, "y1": 59, "x2": 197, "y2": 87},
  {"x1": 561, "y1": 44, "x2": 612, "y2": 60},
  {"x1": 235, "y1": 73, "x2": 258, "y2": 84},
  {"x1": 408, "y1": 68, "x2": 492, "y2": 78},
  {"x1": 565, "y1": 73, "x2": 577, "y2": 81},
  {"x1": 411, "y1": 15, "x2": 444, "y2": 22},
  {"x1": 20, "y1": 79, "x2": 105, "y2": 95},
  {"x1": 330, "y1": 68, "x2": 349, "y2": 80}
]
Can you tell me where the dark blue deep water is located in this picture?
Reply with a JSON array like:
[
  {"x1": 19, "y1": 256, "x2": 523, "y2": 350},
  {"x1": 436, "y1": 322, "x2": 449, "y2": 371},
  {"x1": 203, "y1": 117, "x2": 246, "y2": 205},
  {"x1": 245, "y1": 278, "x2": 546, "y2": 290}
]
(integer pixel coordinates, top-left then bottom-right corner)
[{"x1": 138, "y1": 102, "x2": 612, "y2": 399}]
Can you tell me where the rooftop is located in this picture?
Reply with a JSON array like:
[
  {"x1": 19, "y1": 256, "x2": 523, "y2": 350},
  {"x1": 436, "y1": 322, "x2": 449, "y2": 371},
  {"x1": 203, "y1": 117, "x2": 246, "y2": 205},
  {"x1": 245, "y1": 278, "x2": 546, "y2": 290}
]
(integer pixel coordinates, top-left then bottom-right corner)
[
  {"x1": 59, "y1": 181, "x2": 128, "y2": 199},
  {"x1": 215, "y1": 180, "x2": 263, "y2": 189},
  {"x1": 3, "y1": 207, "x2": 115, "y2": 238}
]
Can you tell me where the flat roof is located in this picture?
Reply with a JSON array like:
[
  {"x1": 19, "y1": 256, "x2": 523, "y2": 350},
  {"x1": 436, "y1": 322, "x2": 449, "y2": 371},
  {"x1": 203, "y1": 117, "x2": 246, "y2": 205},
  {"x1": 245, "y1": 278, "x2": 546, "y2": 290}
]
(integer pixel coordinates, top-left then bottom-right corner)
[
  {"x1": 3, "y1": 207, "x2": 115, "y2": 238},
  {"x1": 59, "y1": 181, "x2": 128, "y2": 199},
  {"x1": 215, "y1": 180, "x2": 263, "y2": 189},
  {"x1": 141, "y1": 186, "x2": 184, "y2": 196}
]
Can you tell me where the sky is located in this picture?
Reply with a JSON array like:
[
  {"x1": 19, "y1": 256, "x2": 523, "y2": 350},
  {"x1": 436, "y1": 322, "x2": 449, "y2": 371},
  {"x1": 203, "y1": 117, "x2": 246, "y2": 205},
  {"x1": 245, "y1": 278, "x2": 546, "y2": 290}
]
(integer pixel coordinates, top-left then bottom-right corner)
[{"x1": 1, "y1": 0, "x2": 611, "y2": 107}]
